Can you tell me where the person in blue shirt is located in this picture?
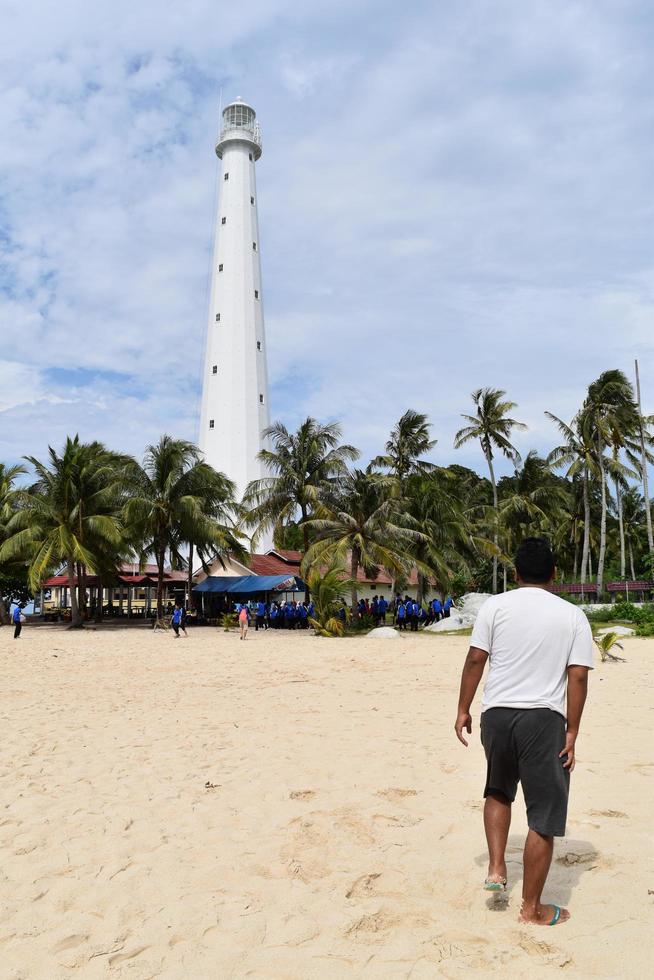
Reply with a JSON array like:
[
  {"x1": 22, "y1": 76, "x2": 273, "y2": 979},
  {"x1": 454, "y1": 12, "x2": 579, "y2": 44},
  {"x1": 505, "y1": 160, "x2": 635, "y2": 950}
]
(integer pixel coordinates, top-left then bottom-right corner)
[
  {"x1": 410, "y1": 600, "x2": 420, "y2": 632},
  {"x1": 171, "y1": 602, "x2": 183, "y2": 637},
  {"x1": 256, "y1": 600, "x2": 266, "y2": 631},
  {"x1": 396, "y1": 600, "x2": 406, "y2": 630},
  {"x1": 269, "y1": 603, "x2": 278, "y2": 628},
  {"x1": 371, "y1": 596, "x2": 379, "y2": 625},
  {"x1": 12, "y1": 605, "x2": 23, "y2": 639},
  {"x1": 298, "y1": 602, "x2": 308, "y2": 628},
  {"x1": 432, "y1": 597, "x2": 443, "y2": 622},
  {"x1": 307, "y1": 600, "x2": 315, "y2": 620},
  {"x1": 443, "y1": 595, "x2": 453, "y2": 618},
  {"x1": 378, "y1": 596, "x2": 388, "y2": 624}
]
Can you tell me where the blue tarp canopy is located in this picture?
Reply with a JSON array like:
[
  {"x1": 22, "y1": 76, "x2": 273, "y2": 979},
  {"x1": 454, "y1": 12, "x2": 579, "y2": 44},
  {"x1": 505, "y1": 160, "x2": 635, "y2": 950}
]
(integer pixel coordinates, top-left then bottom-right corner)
[{"x1": 193, "y1": 574, "x2": 304, "y2": 594}]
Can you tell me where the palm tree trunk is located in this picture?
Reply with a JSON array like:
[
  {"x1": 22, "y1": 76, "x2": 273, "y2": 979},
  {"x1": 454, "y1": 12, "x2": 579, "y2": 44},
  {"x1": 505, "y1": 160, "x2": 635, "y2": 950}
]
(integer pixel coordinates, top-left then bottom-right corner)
[
  {"x1": 417, "y1": 573, "x2": 425, "y2": 605},
  {"x1": 581, "y1": 467, "x2": 591, "y2": 584},
  {"x1": 629, "y1": 542, "x2": 636, "y2": 581},
  {"x1": 503, "y1": 565, "x2": 508, "y2": 592},
  {"x1": 572, "y1": 529, "x2": 579, "y2": 581},
  {"x1": 596, "y1": 443, "x2": 607, "y2": 596},
  {"x1": 615, "y1": 478, "x2": 626, "y2": 579},
  {"x1": 635, "y1": 359, "x2": 654, "y2": 553},
  {"x1": 187, "y1": 540, "x2": 194, "y2": 610},
  {"x1": 485, "y1": 448, "x2": 499, "y2": 593},
  {"x1": 350, "y1": 549, "x2": 359, "y2": 610},
  {"x1": 301, "y1": 507, "x2": 310, "y2": 601},
  {"x1": 0, "y1": 597, "x2": 8, "y2": 625},
  {"x1": 67, "y1": 559, "x2": 82, "y2": 628},
  {"x1": 156, "y1": 543, "x2": 166, "y2": 618}
]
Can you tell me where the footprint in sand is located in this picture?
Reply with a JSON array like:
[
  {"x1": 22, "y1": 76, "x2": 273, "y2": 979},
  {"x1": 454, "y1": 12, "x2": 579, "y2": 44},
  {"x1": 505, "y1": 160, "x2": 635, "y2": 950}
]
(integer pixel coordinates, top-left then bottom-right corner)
[
  {"x1": 376, "y1": 788, "x2": 418, "y2": 802},
  {"x1": 589, "y1": 809, "x2": 627, "y2": 819},
  {"x1": 555, "y1": 848, "x2": 599, "y2": 866},
  {"x1": 289, "y1": 790, "x2": 316, "y2": 801},
  {"x1": 373, "y1": 813, "x2": 422, "y2": 828},
  {"x1": 346, "y1": 873, "x2": 381, "y2": 899},
  {"x1": 52, "y1": 934, "x2": 89, "y2": 953}
]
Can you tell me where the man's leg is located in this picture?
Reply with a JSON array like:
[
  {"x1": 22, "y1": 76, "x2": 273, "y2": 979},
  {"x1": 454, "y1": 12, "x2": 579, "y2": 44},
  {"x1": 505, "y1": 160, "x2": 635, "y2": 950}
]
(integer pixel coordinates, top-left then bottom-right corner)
[
  {"x1": 520, "y1": 830, "x2": 569, "y2": 923},
  {"x1": 484, "y1": 792, "x2": 511, "y2": 882}
]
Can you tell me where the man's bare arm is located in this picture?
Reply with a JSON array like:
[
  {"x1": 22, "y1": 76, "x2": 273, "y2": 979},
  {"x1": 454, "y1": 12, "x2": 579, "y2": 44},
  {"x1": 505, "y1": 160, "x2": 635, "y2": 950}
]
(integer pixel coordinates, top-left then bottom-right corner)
[
  {"x1": 455, "y1": 646, "x2": 489, "y2": 746},
  {"x1": 559, "y1": 665, "x2": 589, "y2": 771}
]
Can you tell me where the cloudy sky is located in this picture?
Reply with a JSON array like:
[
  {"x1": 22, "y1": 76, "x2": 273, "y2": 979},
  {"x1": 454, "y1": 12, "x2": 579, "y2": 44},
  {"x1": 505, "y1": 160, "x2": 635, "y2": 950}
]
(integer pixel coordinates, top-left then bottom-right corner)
[{"x1": 1, "y1": 0, "x2": 652, "y2": 480}]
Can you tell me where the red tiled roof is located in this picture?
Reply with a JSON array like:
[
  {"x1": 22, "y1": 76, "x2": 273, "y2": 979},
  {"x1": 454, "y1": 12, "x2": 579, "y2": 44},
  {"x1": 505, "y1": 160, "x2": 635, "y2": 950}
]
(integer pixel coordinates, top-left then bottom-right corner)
[
  {"x1": 606, "y1": 581, "x2": 653, "y2": 591},
  {"x1": 43, "y1": 568, "x2": 187, "y2": 588},
  {"x1": 244, "y1": 550, "x2": 419, "y2": 586},
  {"x1": 249, "y1": 554, "x2": 299, "y2": 576},
  {"x1": 268, "y1": 549, "x2": 303, "y2": 564}
]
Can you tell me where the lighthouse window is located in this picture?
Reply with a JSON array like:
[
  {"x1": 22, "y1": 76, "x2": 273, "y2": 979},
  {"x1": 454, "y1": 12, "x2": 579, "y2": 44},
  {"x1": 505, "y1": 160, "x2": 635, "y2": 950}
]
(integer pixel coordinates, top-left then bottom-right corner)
[
  {"x1": 250, "y1": 196, "x2": 255, "y2": 205},
  {"x1": 212, "y1": 365, "x2": 217, "y2": 374},
  {"x1": 218, "y1": 264, "x2": 223, "y2": 272},
  {"x1": 221, "y1": 217, "x2": 226, "y2": 225},
  {"x1": 249, "y1": 152, "x2": 253, "y2": 160},
  {"x1": 259, "y1": 394, "x2": 264, "y2": 404},
  {"x1": 254, "y1": 289, "x2": 259, "y2": 299},
  {"x1": 209, "y1": 419, "x2": 215, "y2": 428},
  {"x1": 224, "y1": 173, "x2": 229, "y2": 181},
  {"x1": 252, "y1": 242, "x2": 257, "y2": 250},
  {"x1": 257, "y1": 341, "x2": 261, "y2": 350},
  {"x1": 215, "y1": 313, "x2": 220, "y2": 322}
]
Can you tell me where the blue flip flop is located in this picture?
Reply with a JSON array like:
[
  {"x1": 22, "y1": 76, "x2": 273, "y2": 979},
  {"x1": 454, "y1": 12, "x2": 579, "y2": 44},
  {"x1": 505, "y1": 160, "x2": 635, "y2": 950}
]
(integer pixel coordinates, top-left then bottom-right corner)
[
  {"x1": 484, "y1": 877, "x2": 507, "y2": 892},
  {"x1": 548, "y1": 905, "x2": 562, "y2": 925}
]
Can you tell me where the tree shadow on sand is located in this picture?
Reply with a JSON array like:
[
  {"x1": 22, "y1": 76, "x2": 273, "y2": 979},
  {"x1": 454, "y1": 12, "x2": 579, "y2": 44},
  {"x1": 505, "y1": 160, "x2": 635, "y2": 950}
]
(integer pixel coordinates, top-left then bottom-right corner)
[{"x1": 475, "y1": 834, "x2": 599, "y2": 911}]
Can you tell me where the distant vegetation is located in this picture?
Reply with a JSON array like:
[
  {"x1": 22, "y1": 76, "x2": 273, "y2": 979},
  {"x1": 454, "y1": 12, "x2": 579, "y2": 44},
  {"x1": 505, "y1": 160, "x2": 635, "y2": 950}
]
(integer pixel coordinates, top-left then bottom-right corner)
[{"x1": 1, "y1": 368, "x2": 653, "y2": 626}]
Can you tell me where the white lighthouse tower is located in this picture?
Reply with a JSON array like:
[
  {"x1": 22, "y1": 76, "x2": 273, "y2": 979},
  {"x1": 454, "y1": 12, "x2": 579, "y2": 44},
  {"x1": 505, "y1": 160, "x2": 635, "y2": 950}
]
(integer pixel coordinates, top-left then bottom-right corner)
[{"x1": 199, "y1": 98, "x2": 271, "y2": 506}]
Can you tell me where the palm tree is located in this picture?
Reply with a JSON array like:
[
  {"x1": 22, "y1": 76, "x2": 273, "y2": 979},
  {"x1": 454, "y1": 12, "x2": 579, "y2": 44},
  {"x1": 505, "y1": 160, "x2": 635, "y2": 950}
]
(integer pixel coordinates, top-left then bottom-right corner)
[
  {"x1": 594, "y1": 631, "x2": 626, "y2": 663},
  {"x1": 124, "y1": 435, "x2": 240, "y2": 617},
  {"x1": 454, "y1": 388, "x2": 527, "y2": 593},
  {"x1": 305, "y1": 563, "x2": 355, "y2": 637},
  {"x1": 0, "y1": 462, "x2": 28, "y2": 624},
  {"x1": 373, "y1": 409, "x2": 436, "y2": 484},
  {"x1": 243, "y1": 418, "x2": 359, "y2": 553},
  {"x1": 621, "y1": 486, "x2": 646, "y2": 580},
  {"x1": 184, "y1": 466, "x2": 245, "y2": 606},
  {"x1": 584, "y1": 371, "x2": 638, "y2": 595},
  {"x1": 547, "y1": 410, "x2": 600, "y2": 585},
  {"x1": 303, "y1": 468, "x2": 426, "y2": 608},
  {"x1": 403, "y1": 469, "x2": 485, "y2": 602},
  {"x1": 634, "y1": 360, "x2": 654, "y2": 556},
  {"x1": 495, "y1": 452, "x2": 569, "y2": 588},
  {"x1": 0, "y1": 438, "x2": 127, "y2": 627}
]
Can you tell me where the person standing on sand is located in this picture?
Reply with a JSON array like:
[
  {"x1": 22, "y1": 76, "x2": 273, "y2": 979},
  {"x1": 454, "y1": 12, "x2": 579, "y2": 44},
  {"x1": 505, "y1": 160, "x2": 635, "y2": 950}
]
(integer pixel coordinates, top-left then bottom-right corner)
[
  {"x1": 171, "y1": 603, "x2": 183, "y2": 638},
  {"x1": 238, "y1": 604, "x2": 249, "y2": 640},
  {"x1": 12, "y1": 604, "x2": 23, "y2": 639},
  {"x1": 454, "y1": 537, "x2": 593, "y2": 927}
]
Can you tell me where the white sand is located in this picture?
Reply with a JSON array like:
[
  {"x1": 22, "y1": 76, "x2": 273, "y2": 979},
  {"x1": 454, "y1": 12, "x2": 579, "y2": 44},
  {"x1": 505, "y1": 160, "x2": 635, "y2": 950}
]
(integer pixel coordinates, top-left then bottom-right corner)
[{"x1": 1, "y1": 625, "x2": 651, "y2": 979}]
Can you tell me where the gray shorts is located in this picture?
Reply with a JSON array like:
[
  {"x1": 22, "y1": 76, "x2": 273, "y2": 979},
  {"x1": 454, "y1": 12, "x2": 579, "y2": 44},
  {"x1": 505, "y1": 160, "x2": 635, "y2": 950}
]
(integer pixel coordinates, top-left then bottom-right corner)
[{"x1": 480, "y1": 707, "x2": 570, "y2": 837}]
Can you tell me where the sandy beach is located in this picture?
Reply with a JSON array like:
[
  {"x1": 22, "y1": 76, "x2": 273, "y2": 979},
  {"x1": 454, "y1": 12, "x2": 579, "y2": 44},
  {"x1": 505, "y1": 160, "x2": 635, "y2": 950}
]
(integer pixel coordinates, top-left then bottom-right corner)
[{"x1": 1, "y1": 625, "x2": 651, "y2": 979}]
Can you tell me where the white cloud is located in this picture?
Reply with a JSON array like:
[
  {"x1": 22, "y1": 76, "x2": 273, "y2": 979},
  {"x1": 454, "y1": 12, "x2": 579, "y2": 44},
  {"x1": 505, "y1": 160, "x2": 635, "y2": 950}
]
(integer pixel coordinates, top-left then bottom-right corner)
[{"x1": 0, "y1": 0, "x2": 653, "y2": 484}]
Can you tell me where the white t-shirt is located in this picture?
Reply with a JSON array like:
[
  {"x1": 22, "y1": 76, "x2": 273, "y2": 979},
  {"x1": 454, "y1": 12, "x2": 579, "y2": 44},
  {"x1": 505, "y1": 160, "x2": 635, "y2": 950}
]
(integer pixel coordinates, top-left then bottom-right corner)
[{"x1": 470, "y1": 587, "x2": 594, "y2": 718}]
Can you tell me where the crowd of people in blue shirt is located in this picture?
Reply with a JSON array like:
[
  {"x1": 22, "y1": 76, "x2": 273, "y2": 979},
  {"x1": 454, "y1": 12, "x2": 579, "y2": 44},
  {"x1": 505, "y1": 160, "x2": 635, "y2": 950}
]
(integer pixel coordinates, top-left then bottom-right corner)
[
  {"x1": 233, "y1": 599, "x2": 316, "y2": 630},
  {"x1": 231, "y1": 593, "x2": 455, "y2": 631},
  {"x1": 359, "y1": 594, "x2": 454, "y2": 630}
]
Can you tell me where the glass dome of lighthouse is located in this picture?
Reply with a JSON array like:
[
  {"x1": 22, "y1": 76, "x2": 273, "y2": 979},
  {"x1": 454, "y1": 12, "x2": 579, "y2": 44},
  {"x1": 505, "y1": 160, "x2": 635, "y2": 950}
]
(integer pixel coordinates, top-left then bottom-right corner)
[{"x1": 216, "y1": 97, "x2": 262, "y2": 160}]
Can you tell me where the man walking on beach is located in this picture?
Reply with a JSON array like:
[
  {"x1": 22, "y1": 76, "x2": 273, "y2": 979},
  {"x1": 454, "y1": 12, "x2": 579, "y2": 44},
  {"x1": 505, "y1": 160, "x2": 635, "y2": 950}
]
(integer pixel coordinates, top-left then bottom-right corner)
[{"x1": 454, "y1": 537, "x2": 593, "y2": 926}]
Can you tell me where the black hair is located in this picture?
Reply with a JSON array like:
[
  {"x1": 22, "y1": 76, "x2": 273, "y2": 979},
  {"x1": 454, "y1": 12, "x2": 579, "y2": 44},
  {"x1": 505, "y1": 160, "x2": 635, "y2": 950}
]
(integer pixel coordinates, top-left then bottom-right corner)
[{"x1": 514, "y1": 537, "x2": 555, "y2": 584}]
